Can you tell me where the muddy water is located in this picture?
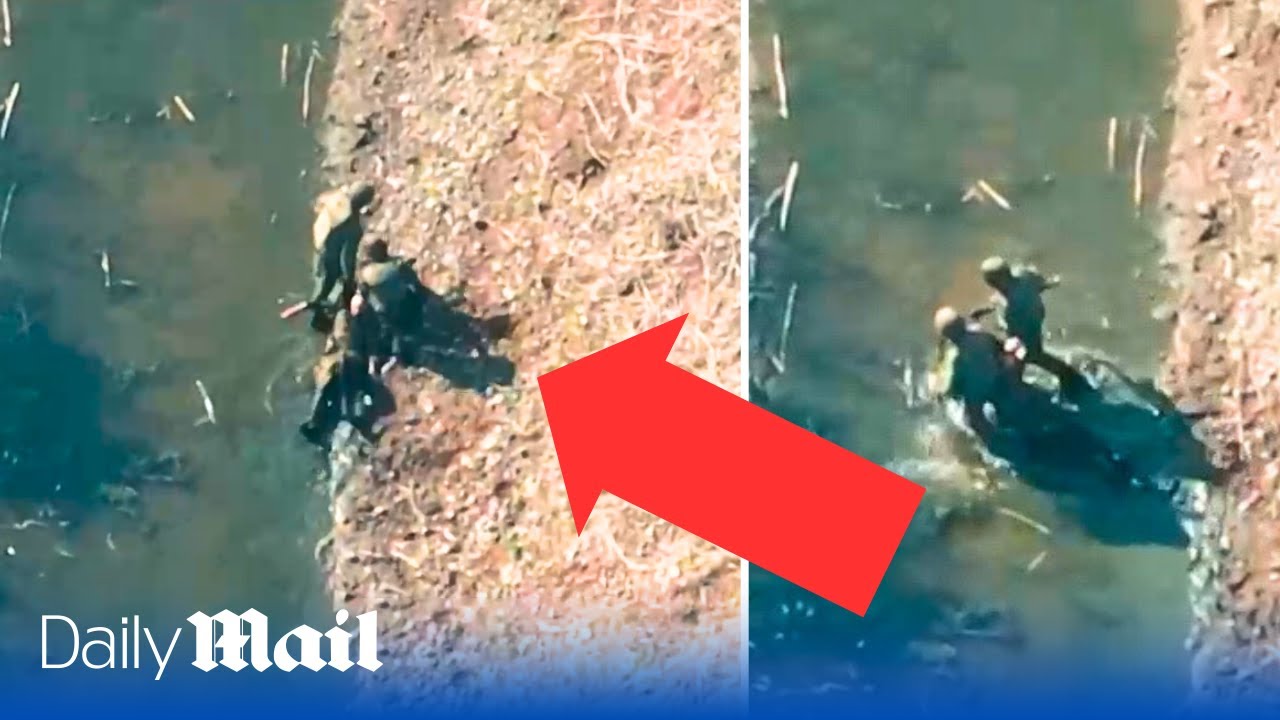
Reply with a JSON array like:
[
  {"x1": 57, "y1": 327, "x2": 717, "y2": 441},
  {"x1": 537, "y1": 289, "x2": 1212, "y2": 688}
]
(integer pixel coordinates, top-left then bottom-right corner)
[
  {"x1": 0, "y1": 0, "x2": 348, "y2": 692},
  {"x1": 750, "y1": 0, "x2": 1188, "y2": 707}
]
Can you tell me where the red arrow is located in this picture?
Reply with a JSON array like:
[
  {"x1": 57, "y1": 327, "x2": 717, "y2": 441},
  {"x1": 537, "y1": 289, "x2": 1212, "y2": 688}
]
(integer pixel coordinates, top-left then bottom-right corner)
[{"x1": 537, "y1": 314, "x2": 926, "y2": 616}]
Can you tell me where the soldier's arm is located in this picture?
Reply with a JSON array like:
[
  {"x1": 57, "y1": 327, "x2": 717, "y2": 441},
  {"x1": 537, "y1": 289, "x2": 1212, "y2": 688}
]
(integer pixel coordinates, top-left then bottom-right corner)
[
  {"x1": 926, "y1": 341, "x2": 955, "y2": 399},
  {"x1": 1023, "y1": 268, "x2": 1059, "y2": 292},
  {"x1": 306, "y1": 251, "x2": 332, "y2": 306},
  {"x1": 969, "y1": 305, "x2": 997, "y2": 321}
]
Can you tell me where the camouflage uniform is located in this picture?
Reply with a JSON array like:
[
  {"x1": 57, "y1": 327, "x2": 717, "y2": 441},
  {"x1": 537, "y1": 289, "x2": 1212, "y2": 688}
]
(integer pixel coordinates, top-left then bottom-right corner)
[
  {"x1": 300, "y1": 309, "x2": 375, "y2": 446},
  {"x1": 931, "y1": 306, "x2": 1023, "y2": 437},
  {"x1": 357, "y1": 258, "x2": 416, "y2": 360},
  {"x1": 307, "y1": 183, "x2": 375, "y2": 316},
  {"x1": 980, "y1": 257, "x2": 1052, "y2": 355},
  {"x1": 980, "y1": 256, "x2": 1087, "y2": 396}
]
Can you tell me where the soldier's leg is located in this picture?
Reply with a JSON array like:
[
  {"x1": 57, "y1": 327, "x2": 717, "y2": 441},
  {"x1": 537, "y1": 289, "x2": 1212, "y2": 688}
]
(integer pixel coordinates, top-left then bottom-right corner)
[
  {"x1": 308, "y1": 248, "x2": 340, "y2": 307},
  {"x1": 387, "y1": 317, "x2": 405, "y2": 359},
  {"x1": 344, "y1": 359, "x2": 377, "y2": 420},
  {"x1": 1029, "y1": 348, "x2": 1090, "y2": 399},
  {"x1": 300, "y1": 376, "x2": 338, "y2": 444},
  {"x1": 963, "y1": 399, "x2": 997, "y2": 440},
  {"x1": 332, "y1": 364, "x2": 355, "y2": 423},
  {"x1": 337, "y1": 227, "x2": 362, "y2": 310}
]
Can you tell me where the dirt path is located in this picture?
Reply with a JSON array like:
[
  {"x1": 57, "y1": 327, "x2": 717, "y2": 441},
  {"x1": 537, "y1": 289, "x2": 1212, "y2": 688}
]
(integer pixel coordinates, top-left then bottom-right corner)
[
  {"x1": 311, "y1": 0, "x2": 742, "y2": 708},
  {"x1": 1161, "y1": 0, "x2": 1280, "y2": 704}
]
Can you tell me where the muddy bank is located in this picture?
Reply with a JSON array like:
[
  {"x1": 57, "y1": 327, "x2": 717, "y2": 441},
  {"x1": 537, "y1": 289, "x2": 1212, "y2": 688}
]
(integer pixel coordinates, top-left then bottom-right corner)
[
  {"x1": 310, "y1": 0, "x2": 741, "y2": 708},
  {"x1": 1161, "y1": 0, "x2": 1280, "y2": 704}
]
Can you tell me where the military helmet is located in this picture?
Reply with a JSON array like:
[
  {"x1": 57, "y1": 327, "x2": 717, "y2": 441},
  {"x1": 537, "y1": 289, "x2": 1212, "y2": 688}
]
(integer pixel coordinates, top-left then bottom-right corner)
[
  {"x1": 314, "y1": 188, "x2": 352, "y2": 221},
  {"x1": 348, "y1": 181, "x2": 376, "y2": 211},
  {"x1": 363, "y1": 238, "x2": 391, "y2": 263},
  {"x1": 933, "y1": 306, "x2": 964, "y2": 335},
  {"x1": 311, "y1": 191, "x2": 346, "y2": 249},
  {"x1": 980, "y1": 256, "x2": 1011, "y2": 279},
  {"x1": 359, "y1": 261, "x2": 401, "y2": 288}
]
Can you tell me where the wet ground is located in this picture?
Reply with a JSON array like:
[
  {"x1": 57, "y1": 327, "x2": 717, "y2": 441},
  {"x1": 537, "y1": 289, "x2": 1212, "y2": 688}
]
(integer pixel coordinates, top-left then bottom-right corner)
[
  {"x1": 749, "y1": 0, "x2": 1189, "y2": 706},
  {"x1": 0, "y1": 0, "x2": 349, "y2": 693}
]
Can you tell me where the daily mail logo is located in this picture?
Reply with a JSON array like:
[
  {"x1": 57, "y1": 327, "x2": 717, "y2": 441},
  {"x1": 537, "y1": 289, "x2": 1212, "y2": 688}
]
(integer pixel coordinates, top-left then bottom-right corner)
[{"x1": 41, "y1": 609, "x2": 382, "y2": 679}]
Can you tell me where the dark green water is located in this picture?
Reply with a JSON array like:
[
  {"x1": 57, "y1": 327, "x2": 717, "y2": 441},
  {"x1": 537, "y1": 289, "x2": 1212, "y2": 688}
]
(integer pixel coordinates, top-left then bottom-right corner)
[
  {"x1": 0, "y1": 0, "x2": 343, "y2": 688},
  {"x1": 750, "y1": 0, "x2": 1189, "y2": 706}
]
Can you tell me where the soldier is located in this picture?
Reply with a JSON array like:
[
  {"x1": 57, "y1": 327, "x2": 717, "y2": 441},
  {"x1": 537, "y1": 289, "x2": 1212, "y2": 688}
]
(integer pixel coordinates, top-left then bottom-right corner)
[
  {"x1": 355, "y1": 239, "x2": 419, "y2": 372},
  {"x1": 975, "y1": 256, "x2": 1087, "y2": 397},
  {"x1": 300, "y1": 296, "x2": 377, "y2": 446},
  {"x1": 305, "y1": 182, "x2": 376, "y2": 329},
  {"x1": 929, "y1": 305, "x2": 1024, "y2": 439}
]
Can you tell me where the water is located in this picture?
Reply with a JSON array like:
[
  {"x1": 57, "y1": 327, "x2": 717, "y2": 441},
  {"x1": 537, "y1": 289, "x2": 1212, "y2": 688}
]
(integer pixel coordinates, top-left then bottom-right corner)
[
  {"x1": 0, "y1": 0, "x2": 347, "y2": 692},
  {"x1": 749, "y1": 0, "x2": 1189, "y2": 705}
]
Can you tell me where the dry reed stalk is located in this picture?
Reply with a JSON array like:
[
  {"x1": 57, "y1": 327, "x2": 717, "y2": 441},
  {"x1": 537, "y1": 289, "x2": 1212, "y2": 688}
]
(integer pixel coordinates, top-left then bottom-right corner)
[
  {"x1": 99, "y1": 250, "x2": 112, "y2": 288},
  {"x1": 1107, "y1": 116, "x2": 1118, "y2": 172},
  {"x1": 195, "y1": 380, "x2": 217, "y2": 426},
  {"x1": 772, "y1": 33, "x2": 789, "y2": 120},
  {"x1": 779, "y1": 282, "x2": 797, "y2": 368},
  {"x1": 173, "y1": 95, "x2": 196, "y2": 123},
  {"x1": 1025, "y1": 550, "x2": 1048, "y2": 573},
  {"x1": 996, "y1": 505, "x2": 1051, "y2": 535},
  {"x1": 976, "y1": 179, "x2": 1012, "y2": 210},
  {"x1": 302, "y1": 46, "x2": 318, "y2": 122},
  {"x1": 780, "y1": 160, "x2": 799, "y2": 232},
  {"x1": 1, "y1": 81, "x2": 18, "y2": 140},
  {"x1": 748, "y1": 184, "x2": 785, "y2": 243},
  {"x1": 0, "y1": 181, "x2": 13, "y2": 260},
  {"x1": 281, "y1": 43, "x2": 290, "y2": 87},
  {"x1": 1134, "y1": 121, "x2": 1148, "y2": 210}
]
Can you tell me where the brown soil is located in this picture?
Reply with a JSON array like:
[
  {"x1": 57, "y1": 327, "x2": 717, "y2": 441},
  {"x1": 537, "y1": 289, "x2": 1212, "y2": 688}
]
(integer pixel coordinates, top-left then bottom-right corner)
[
  {"x1": 1161, "y1": 0, "x2": 1280, "y2": 703},
  {"x1": 310, "y1": 0, "x2": 742, "y2": 709}
]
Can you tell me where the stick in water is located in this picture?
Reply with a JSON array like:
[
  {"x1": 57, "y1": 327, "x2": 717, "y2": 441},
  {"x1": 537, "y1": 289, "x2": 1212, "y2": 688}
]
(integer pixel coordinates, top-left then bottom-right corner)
[
  {"x1": 780, "y1": 160, "x2": 800, "y2": 232},
  {"x1": 281, "y1": 43, "x2": 290, "y2": 87},
  {"x1": 1025, "y1": 550, "x2": 1048, "y2": 573},
  {"x1": 996, "y1": 506, "x2": 1051, "y2": 536},
  {"x1": 1133, "y1": 119, "x2": 1149, "y2": 211},
  {"x1": 779, "y1": 283, "x2": 798, "y2": 368},
  {"x1": 0, "y1": 181, "x2": 14, "y2": 261},
  {"x1": 1, "y1": 82, "x2": 19, "y2": 141},
  {"x1": 976, "y1": 179, "x2": 1012, "y2": 211},
  {"x1": 772, "y1": 33, "x2": 789, "y2": 120},
  {"x1": 1106, "y1": 116, "x2": 1118, "y2": 172},
  {"x1": 302, "y1": 45, "x2": 318, "y2": 123},
  {"x1": 2, "y1": 0, "x2": 11, "y2": 48},
  {"x1": 99, "y1": 250, "x2": 112, "y2": 288},
  {"x1": 195, "y1": 380, "x2": 217, "y2": 426},
  {"x1": 173, "y1": 95, "x2": 196, "y2": 123}
]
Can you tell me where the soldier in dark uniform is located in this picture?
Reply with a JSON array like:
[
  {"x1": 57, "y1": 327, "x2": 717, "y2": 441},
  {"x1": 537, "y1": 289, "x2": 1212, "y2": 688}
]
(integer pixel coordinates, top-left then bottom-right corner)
[
  {"x1": 929, "y1": 305, "x2": 1025, "y2": 439},
  {"x1": 354, "y1": 239, "x2": 420, "y2": 372},
  {"x1": 976, "y1": 256, "x2": 1088, "y2": 397},
  {"x1": 300, "y1": 298, "x2": 378, "y2": 446},
  {"x1": 306, "y1": 182, "x2": 376, "y2": 330}
]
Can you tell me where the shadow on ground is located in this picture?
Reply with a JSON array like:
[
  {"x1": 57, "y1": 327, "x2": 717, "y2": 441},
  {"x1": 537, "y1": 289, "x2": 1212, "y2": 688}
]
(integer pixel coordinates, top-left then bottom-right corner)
[{"x1": 302, "y1": 259, "x2": 517, "y2": 450}]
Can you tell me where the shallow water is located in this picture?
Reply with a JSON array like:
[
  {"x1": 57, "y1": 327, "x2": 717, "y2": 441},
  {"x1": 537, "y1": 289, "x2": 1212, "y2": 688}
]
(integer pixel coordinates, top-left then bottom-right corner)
[
  {"x1": 750, "y1": 0, "x2": 1189, "y2": 706},
  {"x1": 0, "y1": 0, "x2": 348, "y2": 691}
]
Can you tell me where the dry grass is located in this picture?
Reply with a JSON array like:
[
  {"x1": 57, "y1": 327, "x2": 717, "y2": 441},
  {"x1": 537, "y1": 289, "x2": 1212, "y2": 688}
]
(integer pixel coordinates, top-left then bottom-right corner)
[{"x1": 316, "y1": 0, "x2": 741, "y2": 709}]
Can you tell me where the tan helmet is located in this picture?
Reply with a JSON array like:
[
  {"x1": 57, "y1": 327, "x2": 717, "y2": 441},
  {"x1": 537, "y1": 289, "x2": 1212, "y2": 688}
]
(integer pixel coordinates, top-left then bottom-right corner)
[
  {"x1": 348, "y1": 181, "x2": 376, "y2": 211},
  {"x1": 933, "y1": 306, "x2": 964, "y2": 335},
  {"x1": 311, "y1": 189, "x2": 351, "y2": 249},
  {"x1": 359, "y1": 261, "x2": 400, "y2": 288},
  {"x1": 314, "y1": 188, "x2": 351, "y2": 220},
  {"x1": 980, "y1": 255, "x2": 1011, "y2": 281}
]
